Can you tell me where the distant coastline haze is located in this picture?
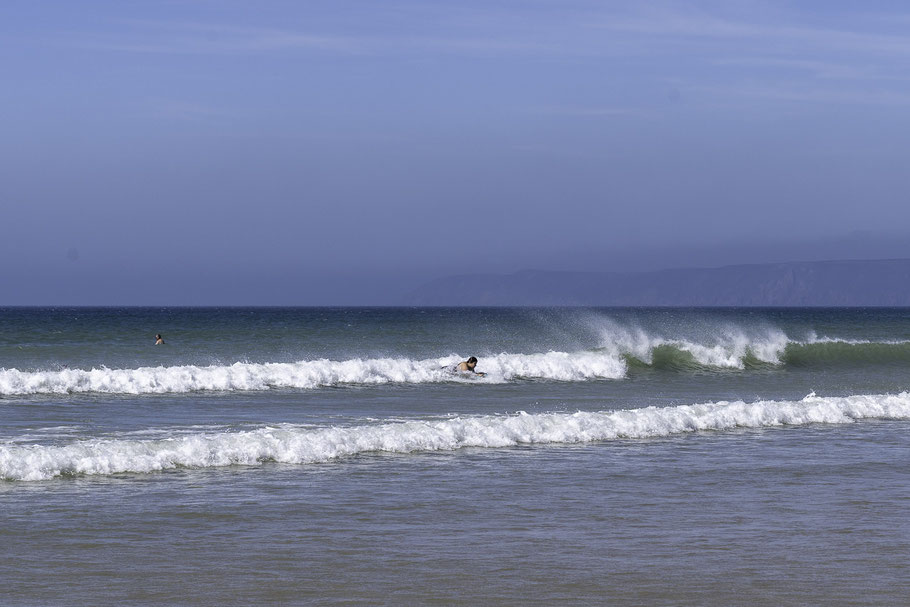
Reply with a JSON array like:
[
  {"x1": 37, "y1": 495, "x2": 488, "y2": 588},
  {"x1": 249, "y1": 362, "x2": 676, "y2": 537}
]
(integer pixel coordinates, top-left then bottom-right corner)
[{"x1": 410, "y1": 258, "x2": 910, "y2": 307}]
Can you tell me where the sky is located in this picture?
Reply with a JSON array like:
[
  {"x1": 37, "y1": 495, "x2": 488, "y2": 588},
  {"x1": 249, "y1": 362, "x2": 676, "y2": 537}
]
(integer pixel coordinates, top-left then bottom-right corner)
[{"x1": 3, "y1": 0, "x2": 910, "y2": 304}]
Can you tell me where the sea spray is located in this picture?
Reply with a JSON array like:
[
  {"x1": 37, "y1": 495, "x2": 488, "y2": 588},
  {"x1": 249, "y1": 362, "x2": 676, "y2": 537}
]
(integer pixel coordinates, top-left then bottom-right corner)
[{"x1": 595, "y1": 318, "x2": 791, "y2": 368}]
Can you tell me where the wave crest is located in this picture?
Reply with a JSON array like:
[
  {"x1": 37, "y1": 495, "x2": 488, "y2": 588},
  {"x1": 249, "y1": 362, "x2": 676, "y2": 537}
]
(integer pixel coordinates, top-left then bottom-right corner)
[
  {"x1": 3, "y1": 392, "x2": 908, "y2": 481},
  {"x1": 4, "y1": 329, "x2": 910, "y2": 396},
  {"x1": 0, "y1": 351, "x2": 628, "y2": 396}
]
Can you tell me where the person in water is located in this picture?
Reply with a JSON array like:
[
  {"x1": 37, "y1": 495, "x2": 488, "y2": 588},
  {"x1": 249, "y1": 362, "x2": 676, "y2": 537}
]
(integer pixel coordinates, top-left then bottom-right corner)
[
  {"x1": 456, "y1": 356, "x2": 485, "y2": 376},
  {"x1": 155, "y1": 334, "x2": 165, "y2": 345}
]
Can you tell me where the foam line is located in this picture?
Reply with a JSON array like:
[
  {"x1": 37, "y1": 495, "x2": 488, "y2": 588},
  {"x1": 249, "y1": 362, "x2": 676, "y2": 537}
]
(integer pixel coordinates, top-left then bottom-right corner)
[
  {"x1": 0, "y1": 352, "x2": 628, "y2": 395},
  {"x1": 3, "y1": 330, "x2": 910, "y2": 396},
  {"x1": 3, "y1": 392, "x2": 908, "y2": 480}
]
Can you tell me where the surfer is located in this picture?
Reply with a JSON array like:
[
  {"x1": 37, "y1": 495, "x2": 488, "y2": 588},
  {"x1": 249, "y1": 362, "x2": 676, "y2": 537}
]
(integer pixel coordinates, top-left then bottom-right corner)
[
  {"x1": 155, "y1": 334, "x2": 165, "y2": 345},
  {"x1": 455, "y1": 356, "x2": 486, "y2": 376}
]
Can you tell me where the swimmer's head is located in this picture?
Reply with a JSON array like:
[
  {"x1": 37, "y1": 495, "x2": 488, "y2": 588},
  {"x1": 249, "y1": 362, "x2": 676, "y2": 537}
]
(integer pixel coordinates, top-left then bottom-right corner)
[{"x1": 467, "y1": 356, "x2": 477, "y2": 368}]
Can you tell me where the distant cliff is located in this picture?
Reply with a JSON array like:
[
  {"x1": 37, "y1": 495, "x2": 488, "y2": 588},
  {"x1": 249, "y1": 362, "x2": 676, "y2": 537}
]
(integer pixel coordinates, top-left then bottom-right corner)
[{"x1": 409, "y1": 259, "x2": 910, "y2": 306}]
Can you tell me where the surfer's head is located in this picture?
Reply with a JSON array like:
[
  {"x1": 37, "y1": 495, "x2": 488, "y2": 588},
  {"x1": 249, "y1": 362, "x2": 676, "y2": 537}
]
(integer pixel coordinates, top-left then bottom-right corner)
[{"x1": 466, "y1": 356, "x2": 477, "y2": 369}]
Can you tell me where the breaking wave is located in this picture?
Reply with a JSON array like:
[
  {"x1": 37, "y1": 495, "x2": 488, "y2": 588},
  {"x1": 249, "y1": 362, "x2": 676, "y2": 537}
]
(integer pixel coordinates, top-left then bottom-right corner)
[
  {"x1": 0, "y1": 352, "x2": 628, "y2": 395},
  {"x1": 2, "y1": 330, "x2": 909, "y2": 396},
  {"x1": 3, "y1": 392, "x2": 908, "y2": 481}
]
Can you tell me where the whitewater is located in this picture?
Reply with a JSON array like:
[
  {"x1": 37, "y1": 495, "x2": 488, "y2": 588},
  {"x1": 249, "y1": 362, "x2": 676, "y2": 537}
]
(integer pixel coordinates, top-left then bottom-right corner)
[
  {"x1": 3, "y1": 332, "x2": 910, "y2": 395},
  {"x1": 0, "y1": 351, "x2": 627, "y2": 395},
  {"x1": 4, "y1": 391, "x2": 908, "y2": 481}
]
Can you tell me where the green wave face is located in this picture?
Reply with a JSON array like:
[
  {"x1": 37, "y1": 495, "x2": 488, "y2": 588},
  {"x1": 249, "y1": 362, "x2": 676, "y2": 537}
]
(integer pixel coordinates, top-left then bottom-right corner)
[
  {"x1": 782, "y1": 341, "x2": 910, "y2": 367},
  {"x1": 620, "y1": 340, "x2": 910, "y2": 374}
]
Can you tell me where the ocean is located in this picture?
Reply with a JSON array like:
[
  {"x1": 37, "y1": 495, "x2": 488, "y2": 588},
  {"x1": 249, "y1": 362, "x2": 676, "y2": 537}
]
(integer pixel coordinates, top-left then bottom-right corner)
[{"x1": 2, "y1": 307, "x2": 909, "y2": 605}]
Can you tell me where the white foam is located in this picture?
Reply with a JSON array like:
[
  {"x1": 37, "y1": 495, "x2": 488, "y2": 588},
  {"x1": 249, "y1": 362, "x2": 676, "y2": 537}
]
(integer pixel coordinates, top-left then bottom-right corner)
[
  {"x1": 0, "y1": 351, "x2": 628, "y2": 396},
  {"x1": 3, "y1": 392, "x2": 908, "y2": 481},
  {"x1": 804, "y1": 335, "x2": 910, "y2": 346},
  {"x1": 595, "y1": 320, "x2": 790, "y2": 368},
  {"x1": 3, "y1": 326, "x2": 907, "y2": 397}
]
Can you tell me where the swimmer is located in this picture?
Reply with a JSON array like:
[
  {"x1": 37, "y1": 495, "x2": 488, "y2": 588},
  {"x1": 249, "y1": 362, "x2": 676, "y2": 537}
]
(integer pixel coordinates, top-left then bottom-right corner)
[
  {"x1": 155, "y1": 334, "x2": 165, "y2": 345},
  {"x1": 455, "y1": 356, "x2": 485, "y2": 376}
]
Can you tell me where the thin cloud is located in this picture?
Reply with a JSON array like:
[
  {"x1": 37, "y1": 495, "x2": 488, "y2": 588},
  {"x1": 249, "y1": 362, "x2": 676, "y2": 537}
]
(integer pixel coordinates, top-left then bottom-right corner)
[
  {"x1": 35, "y1": 8, "x2": 639, "y2": 59},
  {"x1": 710, "y1": 57, "x2": 910, "y2": 82},
  {"x1": 527, "y1": 105, "x2": 655, "y2": 117},
  {"x1": 57, "y1": 24, "x2": 561, "y2": 58},
  {"x1": 57, "y1": 20, "x2": 366, "y2": 55},
  {"x1": 598, "y1": 8, "x2": 910, "y2": 57},
  {"x1": 691, "y1": 82, "x2": 910, "y2": 107}
]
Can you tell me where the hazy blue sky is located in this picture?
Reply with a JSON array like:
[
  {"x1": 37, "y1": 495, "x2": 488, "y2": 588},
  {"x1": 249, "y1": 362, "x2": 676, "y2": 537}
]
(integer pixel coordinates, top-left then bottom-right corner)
[{"x1": 3, "y1": 1, "x2": 910, "y2": 304}]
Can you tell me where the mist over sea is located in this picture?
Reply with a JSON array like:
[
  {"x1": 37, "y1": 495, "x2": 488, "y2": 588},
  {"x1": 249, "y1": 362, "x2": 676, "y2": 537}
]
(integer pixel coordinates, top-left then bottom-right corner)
[{"x1": 3, "y1": 307, "x2": 909, "y2": 605}]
